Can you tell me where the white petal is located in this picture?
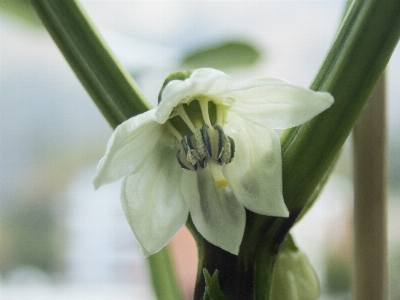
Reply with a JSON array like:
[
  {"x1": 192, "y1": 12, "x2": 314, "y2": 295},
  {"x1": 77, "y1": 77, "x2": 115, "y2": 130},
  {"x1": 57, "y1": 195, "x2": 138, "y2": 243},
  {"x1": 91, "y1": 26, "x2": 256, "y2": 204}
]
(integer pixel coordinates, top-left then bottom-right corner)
[
  {"x1": 229, "y1": 77, "x2": 290, "y2": 92},
  {"x1": 229, "y1": 83, "x2": 334, "y2": 129},
  {"x1": 156, "y1": 68, "x2": 232, "y2": 123},
  {"x1": 180, "y1": 170, "x2": 246, "y2": 255},
  {"x1": 224, "y1": 116, "x2": 289, "y2": 217},
  {"x1": 93, "y1": 108, "x2": 163, "y2": 189},
  {"x1": 121, "y1": 140, "x2": 188, "y2": 257}
]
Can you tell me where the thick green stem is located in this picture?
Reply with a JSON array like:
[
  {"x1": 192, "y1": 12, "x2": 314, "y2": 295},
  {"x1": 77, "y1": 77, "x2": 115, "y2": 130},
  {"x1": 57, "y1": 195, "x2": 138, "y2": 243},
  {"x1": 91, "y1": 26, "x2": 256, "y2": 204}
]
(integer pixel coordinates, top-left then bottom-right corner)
[
  {"x1": 251, "y1": 0, "x2": 400, "y2": 298},
  {"x1": 251, "y1": 0, "x2": 400, "y2": 297},
  {"x1": 191, "y1": 212, "x2": 256, "y2": 300},
  {"x1": 194, "y1": 240, "x2": 254, "y2": 300},
  {"x1": 281, "y1": 0, "x2": 399, "y2": 220},
  {"x1": 30, "y1": 0, "x2": 150, "y2": 129}
]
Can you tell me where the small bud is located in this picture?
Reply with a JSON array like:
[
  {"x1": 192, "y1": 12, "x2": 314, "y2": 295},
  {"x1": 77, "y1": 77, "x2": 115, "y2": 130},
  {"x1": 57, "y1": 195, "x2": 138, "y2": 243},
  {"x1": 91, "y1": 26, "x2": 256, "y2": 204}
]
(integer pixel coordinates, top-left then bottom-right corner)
[{"x1": 270, "y1": 235, "x2": 319, "y2": 300}]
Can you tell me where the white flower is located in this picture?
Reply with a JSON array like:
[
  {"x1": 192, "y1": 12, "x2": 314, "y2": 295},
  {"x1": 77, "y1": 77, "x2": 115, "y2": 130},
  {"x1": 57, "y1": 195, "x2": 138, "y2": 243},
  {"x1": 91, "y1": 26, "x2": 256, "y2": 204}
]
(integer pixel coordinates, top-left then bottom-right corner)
[{"x1": 93, "y1": 68, "x2": 333, "y2": 257}]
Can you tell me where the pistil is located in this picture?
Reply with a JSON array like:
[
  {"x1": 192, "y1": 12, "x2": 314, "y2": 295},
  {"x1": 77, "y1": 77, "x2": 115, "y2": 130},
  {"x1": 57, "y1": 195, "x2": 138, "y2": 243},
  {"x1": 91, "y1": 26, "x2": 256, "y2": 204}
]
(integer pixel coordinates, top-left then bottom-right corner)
[{"x1": 208, "y1": 159, "x2": 228, "y2": 188}]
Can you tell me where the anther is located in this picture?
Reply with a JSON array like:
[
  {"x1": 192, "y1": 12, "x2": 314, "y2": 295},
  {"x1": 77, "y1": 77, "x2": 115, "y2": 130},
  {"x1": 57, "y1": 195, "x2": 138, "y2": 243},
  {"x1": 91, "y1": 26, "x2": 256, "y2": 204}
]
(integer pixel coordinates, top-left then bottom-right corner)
[
  {"x1": 201, "y1": 124, "x2": 225, "y2": 160},
  {"x1": 185, "y1": 132, "x2": 206, "y2": 162},
  {"x1": 181, "y1": 138, "x2": 197, "y2": 166},
  {"x1": 177, "y1": 149, "x2": 196, "y2": 171},
  {"x1": 219, "y1": 136, "x2": 235, "y2": 164}
]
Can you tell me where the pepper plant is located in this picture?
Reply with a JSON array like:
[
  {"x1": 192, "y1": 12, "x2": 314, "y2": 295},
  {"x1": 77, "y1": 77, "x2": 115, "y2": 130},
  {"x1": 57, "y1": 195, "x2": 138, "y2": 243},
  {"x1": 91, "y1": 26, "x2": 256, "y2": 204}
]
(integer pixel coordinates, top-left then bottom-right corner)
[{"x1": 29, "y1": 0, "x2": 400, "y2": 299}]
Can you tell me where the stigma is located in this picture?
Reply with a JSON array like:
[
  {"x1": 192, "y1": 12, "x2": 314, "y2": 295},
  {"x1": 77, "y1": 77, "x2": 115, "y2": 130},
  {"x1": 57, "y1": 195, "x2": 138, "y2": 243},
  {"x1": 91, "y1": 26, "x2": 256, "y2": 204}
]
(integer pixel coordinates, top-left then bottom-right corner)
[{"x1": 170, "y1": 99, "x2": 235, "y2": 188}]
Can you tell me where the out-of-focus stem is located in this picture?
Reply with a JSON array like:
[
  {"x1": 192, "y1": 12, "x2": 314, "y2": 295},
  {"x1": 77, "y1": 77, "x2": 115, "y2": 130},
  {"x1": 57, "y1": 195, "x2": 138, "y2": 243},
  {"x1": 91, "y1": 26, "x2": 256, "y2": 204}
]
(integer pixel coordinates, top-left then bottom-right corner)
[
  {"x1": 147, "y1": 246, "x2": 185, "y2": 300},
  {"x1": 31, "y1": 0, "x2": 150, "y2": 129},
  {"x1": 353, "y1": 73, "x2": 387, "y2": 300}
]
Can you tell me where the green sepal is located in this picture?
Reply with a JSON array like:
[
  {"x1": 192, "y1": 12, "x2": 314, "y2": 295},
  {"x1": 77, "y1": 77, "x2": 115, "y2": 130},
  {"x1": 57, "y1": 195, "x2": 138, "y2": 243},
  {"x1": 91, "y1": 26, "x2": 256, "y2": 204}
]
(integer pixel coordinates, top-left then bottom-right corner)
[
  {"x1": 203, "y1": 269, "x2": 227, "y2": 300},
  {"x1": 158, "y1": 69, "x2": 193, "y2": 103}
]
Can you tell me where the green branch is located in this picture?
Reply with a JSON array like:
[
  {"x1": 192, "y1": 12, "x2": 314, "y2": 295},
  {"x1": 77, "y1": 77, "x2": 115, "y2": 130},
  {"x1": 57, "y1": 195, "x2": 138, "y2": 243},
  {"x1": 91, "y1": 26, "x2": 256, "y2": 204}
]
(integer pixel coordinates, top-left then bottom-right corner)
[
  {"x1": 31, "y1": 0, "x2": 150, "y2": 129},
  {"x1": 253, "y1": 0, "x2": 400, "y2": 298},
  {"x1": 282, "y1": 0, "x2": 399, "y2": 218}
]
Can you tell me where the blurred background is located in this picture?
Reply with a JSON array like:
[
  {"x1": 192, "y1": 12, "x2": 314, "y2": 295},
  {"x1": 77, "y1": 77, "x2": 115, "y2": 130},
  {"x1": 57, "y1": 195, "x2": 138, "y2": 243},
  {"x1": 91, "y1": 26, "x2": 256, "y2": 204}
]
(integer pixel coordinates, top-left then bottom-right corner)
[{"x1": 0, "y1": 1, "x2": 399, "y2": 299}]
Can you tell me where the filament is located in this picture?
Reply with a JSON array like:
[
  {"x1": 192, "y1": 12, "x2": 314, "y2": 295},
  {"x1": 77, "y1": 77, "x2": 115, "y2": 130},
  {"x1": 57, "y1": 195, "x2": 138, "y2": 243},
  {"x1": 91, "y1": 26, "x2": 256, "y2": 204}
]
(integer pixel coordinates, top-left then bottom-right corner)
[
  {"x1": 175, "y1": 105, "x2": 196, "y2": 133},
  {"x1": 200, "y1": 100, "x2": 212, "y2": 127}
]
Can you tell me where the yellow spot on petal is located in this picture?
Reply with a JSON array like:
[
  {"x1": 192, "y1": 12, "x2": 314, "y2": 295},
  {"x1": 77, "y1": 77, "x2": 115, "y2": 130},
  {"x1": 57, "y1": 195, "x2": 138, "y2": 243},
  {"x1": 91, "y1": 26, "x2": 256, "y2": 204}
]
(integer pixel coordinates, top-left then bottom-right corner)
[
  {"x1": 215, "y1": 179, "x2": 228, "y2": 189},
  {"x1": 208, "y1": 159, "x2": 228, "y2": 189}
]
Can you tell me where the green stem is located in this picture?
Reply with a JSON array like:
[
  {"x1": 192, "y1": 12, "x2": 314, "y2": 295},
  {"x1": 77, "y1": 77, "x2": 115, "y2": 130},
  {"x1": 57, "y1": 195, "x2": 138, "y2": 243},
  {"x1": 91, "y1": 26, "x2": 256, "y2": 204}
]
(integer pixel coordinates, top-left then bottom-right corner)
[
  {"x1": 294, "y1": 0, "x2": 351, "y2": 222},
  {"x1": 147, "y1": 247, "x2": 185, "y2": 300},
  {"x1": 30, "y1": 0, "x2": 150, "y2": 129},
  {"x1": 281, "y1": 0, "x2": 399, "y2": 220},
  {"x1": 251, "y1": 0, "x2": 400, "y2": 297},
  {"x1": 190, "y1": 212, "x2": 255, "y2": 300}
]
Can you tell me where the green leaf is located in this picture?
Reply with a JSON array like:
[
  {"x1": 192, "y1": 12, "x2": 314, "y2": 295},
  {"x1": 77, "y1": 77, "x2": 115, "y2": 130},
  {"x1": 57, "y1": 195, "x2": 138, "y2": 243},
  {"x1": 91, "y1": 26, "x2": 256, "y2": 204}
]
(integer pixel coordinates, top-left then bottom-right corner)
[
  {"x1": 203, "y1": 269, "x2": 227, "y2": 300},
  {"x1": 30, "y1": 0, "x2": 151, "y2": 129},
  {"x1": 181, "y1": 40, "x2": 261, "y2": 71}
]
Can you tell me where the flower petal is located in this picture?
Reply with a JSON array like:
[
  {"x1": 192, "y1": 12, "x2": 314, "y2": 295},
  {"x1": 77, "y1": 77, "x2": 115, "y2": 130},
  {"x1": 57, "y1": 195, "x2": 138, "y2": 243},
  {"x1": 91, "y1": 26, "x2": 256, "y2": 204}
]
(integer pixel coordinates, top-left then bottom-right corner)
[
  {"x1": 93, "y1": 108, "x2": 163, "y2": 189},
  {"x1": 121, "y1": 140, "x2": 188, "y2": 257},
  {"x1": 229, "y1": 82, "x2": 334, "y2": 129},
  {"x1": 224, "y1": 115, "x2": 289, "y2": 217},
  {"x1": 229, "y1": 77, "x2": 290, "y2": 92},
  {"x1": 180, "y1": 169, "x2": 246, "y2": 255},
  {"x1": 156, "y1": 68, "x2": 232, "y2": 123}
]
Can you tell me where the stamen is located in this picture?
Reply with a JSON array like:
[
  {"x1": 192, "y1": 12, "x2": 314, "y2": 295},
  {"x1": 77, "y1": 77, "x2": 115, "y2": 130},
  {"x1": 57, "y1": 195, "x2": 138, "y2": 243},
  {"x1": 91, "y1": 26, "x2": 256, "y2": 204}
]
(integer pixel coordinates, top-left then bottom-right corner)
[
  {"x1": 199, "y1": 100, "x2": 212, "y2": 127},
  {"x1": 208, "y1": 159, "x2": 228, "y2": 188},
  {"x1": 175, "y1": 105, "x2": 196, "y2": 133},
  {"x1": 166, "y1": 121, "x2": 183, "y2": 141}
]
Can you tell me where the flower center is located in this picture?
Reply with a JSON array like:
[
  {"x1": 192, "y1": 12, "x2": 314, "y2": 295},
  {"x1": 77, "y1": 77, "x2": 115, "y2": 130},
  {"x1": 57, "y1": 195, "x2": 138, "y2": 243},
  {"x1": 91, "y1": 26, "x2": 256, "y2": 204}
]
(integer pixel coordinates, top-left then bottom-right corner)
[{"x1": 167, "y1": 99, "x2": 235, "y2": 188}]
